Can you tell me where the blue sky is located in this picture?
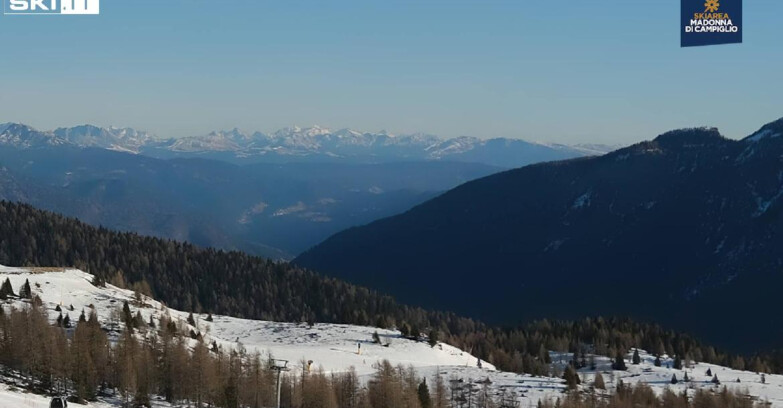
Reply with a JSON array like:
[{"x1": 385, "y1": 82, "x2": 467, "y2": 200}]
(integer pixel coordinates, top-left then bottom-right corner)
[{"x1": 0, "y1": 0, "x2": 780, "y2": 144}]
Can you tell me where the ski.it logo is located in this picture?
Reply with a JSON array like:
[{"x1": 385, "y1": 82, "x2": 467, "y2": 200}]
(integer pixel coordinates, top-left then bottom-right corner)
[{"x1": 4, "y1": 0, "x2": 99, "y2": 15}]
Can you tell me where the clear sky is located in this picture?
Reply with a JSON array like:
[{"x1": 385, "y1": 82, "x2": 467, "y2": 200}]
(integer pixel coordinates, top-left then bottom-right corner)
[{"x1": 0, "y1": 0, "x2": 780, "y2": 144}]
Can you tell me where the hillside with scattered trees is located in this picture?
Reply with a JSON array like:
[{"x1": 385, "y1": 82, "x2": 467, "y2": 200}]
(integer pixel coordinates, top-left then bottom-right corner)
[{"x1": 0, "y1": 296, "x2": 767, "y2": 408}]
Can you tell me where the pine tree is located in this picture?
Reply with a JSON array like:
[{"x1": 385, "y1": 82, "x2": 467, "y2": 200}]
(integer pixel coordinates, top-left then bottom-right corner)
[
  {"x1": 372, "y1": 331, "x2": 381, "y2": 344},
  {"x1": 375, "y1": 315, "x2": 389, "y2": 329},
  {"x1": 399, "y1": 323, "x2": 411, "y2": 337},
  {"x1": 632, "y1": 349, "x2": 641, "y2": 365},
  {"x1": 564, "y1": 365, "x2": 580, "y2": 389},
  {"x1": 91, "y1": 274, "x2": 106, "y2": 288},
  {"x1": 19, "y1": 279, "x2": 32, "y2": 299},
  {"x1": 166, "y1": 320, "x2": 177, "y2": 335},
  {"x1": 187, "y1": 312, "x2": 196, "y2": 326},
  {"x1": 670, "y1": 374, "x2": 678, "y2": 384},
  {"x1": 684, "y1": 372, "x2": 690, "y2": 382},
  {"x1": 428, "y1": 329, "x2": 440, "y2": 347},
  {"x1": 417, "y1": 379, "x2": 432, "y2": 408},
  {"x1": 133, "y1": 311, "x2": 144, "y2": 329},
  {"x1": 206, "y1": 313, "x2": 213, "y2": 322},
  {"x1": 612, "y1": 352, "x2": 627, "y2": 370},
  {"x1": 0, "y1": 278, "x2": 15, "y2": 299},
  {"x1": 654, "y1": 355, "x2": 661, "y2": 367},
  {"x1": 594, "y1": 372, "x2": 605, "y2": 390},
  {"x1": 706, "y1": 368, "x2": 712, "y2": 377},
  {"x1": 712, "y1": 374, "x2": 720, "y2": 384},
  {"x1": 410, "y1": 325, "x2": 421, "y2": 339},
  {"x1": 674, "y1": 355, "x2": 682, "y2": 370},
  {"x1": 116, "y1": 330, "x2": 139, "y2": 407},
  {"x1": 122, "y1": 301, "x2": 133, "y2": 327},
  {"x1": 63, "y1": 314, "x2": 72, "y2": 328}
]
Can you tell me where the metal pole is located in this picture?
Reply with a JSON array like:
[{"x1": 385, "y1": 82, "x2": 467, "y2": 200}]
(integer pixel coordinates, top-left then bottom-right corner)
[{"x1": 276, "y1": 368, "x2": 282, "y2": 408}]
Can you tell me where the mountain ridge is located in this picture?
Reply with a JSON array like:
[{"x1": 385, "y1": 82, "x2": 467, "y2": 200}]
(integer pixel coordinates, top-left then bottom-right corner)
[
  {"x1": 0, "y1": 121, "x2": 617, "y2": 167},
  {"x1": 295, "y1": 116, "x2": 783, "y2": 352}
]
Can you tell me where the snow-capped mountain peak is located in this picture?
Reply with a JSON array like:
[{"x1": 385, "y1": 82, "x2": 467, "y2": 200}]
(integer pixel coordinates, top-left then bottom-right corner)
[
  {"x1": 0, "y1": 121, "x2": 620, "y2": 166},
  {"x1": 0, "y1": 123, "x2": 68, "y2": 148}
]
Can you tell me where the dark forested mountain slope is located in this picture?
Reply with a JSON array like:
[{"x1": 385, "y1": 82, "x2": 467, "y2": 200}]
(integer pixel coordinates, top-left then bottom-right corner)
[
  {"x1": 0, "y1": 200, "x2": 776, "y2": 375},
  {"x1": 296, "y1": 117, "x2": 783, "y2": 352}
]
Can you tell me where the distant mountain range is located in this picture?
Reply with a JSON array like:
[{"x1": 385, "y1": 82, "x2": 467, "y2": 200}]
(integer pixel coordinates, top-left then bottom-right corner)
[
  {"x1": 296, "y1": 116, "x2": 783, "y2": 352},
  {"x1": 0, "y1": 143, "x2": 500, "y2": 259},
  {"x1": 0, "y1": 122, "x2": 615, "y2": 167},
  {"x1": 0, "y1": 122, "x2": 616, "y2": 258}
]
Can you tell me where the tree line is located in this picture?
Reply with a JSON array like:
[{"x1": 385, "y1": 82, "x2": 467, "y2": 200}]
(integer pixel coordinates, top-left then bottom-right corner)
[
  {"x1": 0, "y1": 201, "x2": 778, "y2": 376},
  {"x1": 0, "y1": 295, "x2": 472, "y2": 408},
  {"x1": 537, "y1": 382, "x2": 766, "y2": 408},
  {"x1": 0, "y1": 296, "x2": 766, "y2": 408}
]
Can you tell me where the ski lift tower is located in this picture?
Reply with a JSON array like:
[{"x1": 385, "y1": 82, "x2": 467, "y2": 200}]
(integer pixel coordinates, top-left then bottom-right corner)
[{"x1": 272, "y1": 359, "x2": 289, "y2": 408}]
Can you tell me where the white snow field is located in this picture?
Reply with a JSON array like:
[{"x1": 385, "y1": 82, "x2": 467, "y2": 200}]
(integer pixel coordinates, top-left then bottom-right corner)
[{"x1": 1, "y1": 265, "x2": 782, "y2": 407}]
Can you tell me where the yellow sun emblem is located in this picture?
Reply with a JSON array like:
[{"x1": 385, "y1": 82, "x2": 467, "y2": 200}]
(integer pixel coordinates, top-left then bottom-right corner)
[{"x1": 704, "y1": 0, "x2": 720, "y2": 12}]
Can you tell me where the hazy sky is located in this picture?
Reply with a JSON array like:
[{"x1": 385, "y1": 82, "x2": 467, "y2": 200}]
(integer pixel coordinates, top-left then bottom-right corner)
[{"x1": 1, "y1": 0, "x2": 780, "y2": 144}]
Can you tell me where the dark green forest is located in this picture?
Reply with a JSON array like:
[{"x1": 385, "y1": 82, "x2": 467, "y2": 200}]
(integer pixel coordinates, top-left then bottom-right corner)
[{"x1": 0, "y1": 201, "x2": 780, "y2": 376}]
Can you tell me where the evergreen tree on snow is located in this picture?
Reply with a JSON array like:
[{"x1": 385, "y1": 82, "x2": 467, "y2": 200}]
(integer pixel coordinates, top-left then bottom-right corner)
[
  {"x1": 410, "y1": 325, "x2": 421, "y2": 339},
  {"x1": 670, "y1": 374, "x2": 678, "y2": 384},
  {"x1": 133, "y1": 311, "x2": 144, "y2": 329},
  {"x1": 632, "y1": 349, "x2": 641, "y2": 365},
  {"x1": 563, "y1": 365, "x2": 580, "y2": 389},
  {"x1": 122, "y1": 301, "x2": 133, "y2": 326},
  {"x1": 417, "y1": 379, "x2": 432, "y2": 408},
  {"x1": 593, "y1": 372, "x2": 605, "y2": 390},
  {"x1": 612, "y1": 352, "x2": 627, "y2": 370},
  {"x1": 399, "y1": 322, "x2": 411, "y2": 337},
  {"x1": 428, "y1": 329, "x2": 440, "y2": 347},
  {"x1": 19, "y1": 279, "x2": 32, "y2": 299},
  {"x1": 0, "y1": 278, "x2": 14, "y2": 299}
]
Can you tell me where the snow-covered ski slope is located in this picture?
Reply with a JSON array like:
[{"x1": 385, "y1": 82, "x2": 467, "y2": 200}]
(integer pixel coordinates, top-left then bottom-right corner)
[
  {"x1": 0, "y1": 266, "x2": 490, "y2": 375},
  {"x1": 2, "y1": 265, "x2": 783, "y2": 407}
]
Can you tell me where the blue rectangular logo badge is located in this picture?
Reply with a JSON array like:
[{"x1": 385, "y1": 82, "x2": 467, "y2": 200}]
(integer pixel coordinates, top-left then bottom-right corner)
[{"x1": 681, "y1": 0, "x2": 742, "y2": 47}]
